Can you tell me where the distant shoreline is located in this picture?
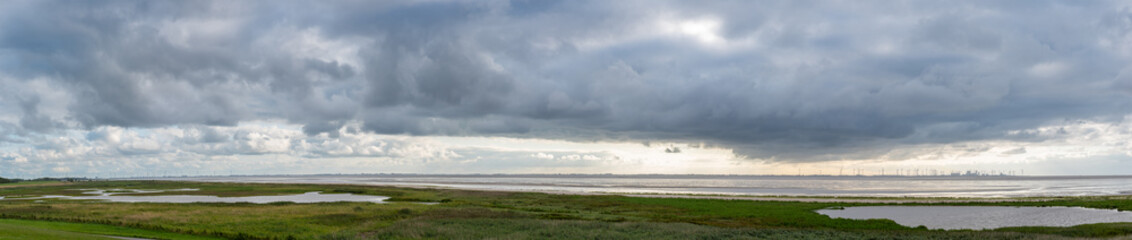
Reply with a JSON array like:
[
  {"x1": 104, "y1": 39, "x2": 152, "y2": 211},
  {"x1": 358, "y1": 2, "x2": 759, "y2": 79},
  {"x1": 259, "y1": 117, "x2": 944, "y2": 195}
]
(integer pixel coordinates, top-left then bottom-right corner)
[
  {"x1": 119, "y1": 173, "x2": 1132, "y2": 180},
  {"x1": 131, "y1": 178, "x2": 1131, "y2": 203},
  {"x1": 140, "y1": 174, "x2": 1132, "y2": 200}
]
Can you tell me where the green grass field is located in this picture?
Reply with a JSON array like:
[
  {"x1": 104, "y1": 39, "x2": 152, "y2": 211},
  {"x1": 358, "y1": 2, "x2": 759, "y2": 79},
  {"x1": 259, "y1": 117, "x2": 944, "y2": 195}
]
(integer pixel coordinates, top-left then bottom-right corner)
[
  {"x1": 0, "y1": 180, "x2": 1129, "y2": 239},
  {"x1": 0, "y1": 222, "x2": 117, "y2": 240},
  {"x1": 0, "y1": 218, "x2": 219, "y2": 240}
]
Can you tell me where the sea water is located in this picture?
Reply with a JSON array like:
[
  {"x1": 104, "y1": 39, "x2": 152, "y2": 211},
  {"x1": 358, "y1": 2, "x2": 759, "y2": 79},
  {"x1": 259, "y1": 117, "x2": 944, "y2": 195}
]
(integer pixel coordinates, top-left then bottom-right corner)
[
  {"x1": 168, "y1": 175, "x2": 1132, "y2": 197},
  {"x1": 2, "y1": 188, "x2": 388, "y2": 203}
]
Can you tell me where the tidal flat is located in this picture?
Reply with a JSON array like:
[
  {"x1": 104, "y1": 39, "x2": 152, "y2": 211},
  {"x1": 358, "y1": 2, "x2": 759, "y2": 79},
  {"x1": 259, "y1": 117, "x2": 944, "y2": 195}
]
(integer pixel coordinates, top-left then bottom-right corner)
[
  {"x1": 177, "y1": 174, "x2": 1132, "y2": 198},
  {"x1": 1, "y1": 180, "x2": 1132, "y2": 239},
  {"x1": 6, "y1": 189, "x2": 391, "y2": 204}
]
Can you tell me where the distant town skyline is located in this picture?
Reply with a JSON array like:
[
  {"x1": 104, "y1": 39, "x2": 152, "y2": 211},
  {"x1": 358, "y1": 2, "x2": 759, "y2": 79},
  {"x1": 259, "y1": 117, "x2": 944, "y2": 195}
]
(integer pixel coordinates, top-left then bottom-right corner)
[{"x1": 4, "y1": 1, "x2": 1132, "y2": 177}]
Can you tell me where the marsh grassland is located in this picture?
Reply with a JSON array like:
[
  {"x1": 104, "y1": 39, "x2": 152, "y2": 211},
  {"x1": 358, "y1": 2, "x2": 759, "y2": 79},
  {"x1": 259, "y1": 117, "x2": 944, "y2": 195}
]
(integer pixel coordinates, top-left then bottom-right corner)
[{"x1": 1, "y1": 180, "x2": 1131, "y2": 239}]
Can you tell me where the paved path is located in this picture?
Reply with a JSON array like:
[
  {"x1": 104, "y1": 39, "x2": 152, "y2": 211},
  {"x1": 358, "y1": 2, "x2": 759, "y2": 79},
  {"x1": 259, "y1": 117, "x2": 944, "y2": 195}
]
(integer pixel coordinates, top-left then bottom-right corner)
[{"x1": 104, "y1": 236, "x2": 154, "y2": 240}]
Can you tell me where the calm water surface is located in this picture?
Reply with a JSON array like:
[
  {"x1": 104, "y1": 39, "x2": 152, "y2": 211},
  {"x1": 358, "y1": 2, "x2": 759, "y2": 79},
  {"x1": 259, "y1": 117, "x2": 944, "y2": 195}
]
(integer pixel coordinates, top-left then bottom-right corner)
[
  {"x1": 3, "y1": 188, "x2": 389, "y2": 203},
  {"x1": 165, "y1": 175, "x2": 1132, "y2": 197},
  {"x1": 62, "y1": 191, "x2": 389, "y2": 203},
  {"x1": 818, "y1": 206, "x2": 1132, "y2": 230}
]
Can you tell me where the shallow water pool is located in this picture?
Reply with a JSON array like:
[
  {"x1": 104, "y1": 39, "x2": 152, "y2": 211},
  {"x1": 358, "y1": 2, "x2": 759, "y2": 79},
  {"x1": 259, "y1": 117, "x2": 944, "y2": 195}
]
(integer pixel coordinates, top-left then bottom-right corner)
[
  {"x1": 818, "y1": 206, "x2": 1132, "y2": 230},
  {"x1": 2, "y1": 189, "x2": 389, "y2": 204}
]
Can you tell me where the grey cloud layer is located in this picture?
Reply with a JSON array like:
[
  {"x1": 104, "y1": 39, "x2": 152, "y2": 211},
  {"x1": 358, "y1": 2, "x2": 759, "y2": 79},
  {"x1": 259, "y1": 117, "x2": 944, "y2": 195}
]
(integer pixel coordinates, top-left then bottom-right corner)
[{"x1": 2, "y1": 0, "x2": 1131, "y2": 162}]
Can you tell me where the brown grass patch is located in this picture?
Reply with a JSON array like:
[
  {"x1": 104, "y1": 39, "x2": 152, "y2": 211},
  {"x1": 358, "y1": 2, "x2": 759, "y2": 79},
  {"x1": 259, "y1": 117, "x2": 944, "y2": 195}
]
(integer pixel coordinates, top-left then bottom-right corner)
[{"x1": 0, "y1": 182, "x2": 70, "y2": 189}]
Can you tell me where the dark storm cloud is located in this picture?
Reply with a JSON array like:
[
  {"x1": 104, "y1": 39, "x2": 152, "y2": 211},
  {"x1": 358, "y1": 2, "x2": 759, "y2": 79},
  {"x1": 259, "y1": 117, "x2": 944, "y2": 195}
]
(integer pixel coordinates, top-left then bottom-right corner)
[
  {"x1": 17, "y1": 96, "x2": 57, "y2": 133},
  {"x1": 2, "y1": 0, "x2": 1131, "y2": 162},
  {"x1": 1, "y1": 1, "x2": 246, "y2": 127}
]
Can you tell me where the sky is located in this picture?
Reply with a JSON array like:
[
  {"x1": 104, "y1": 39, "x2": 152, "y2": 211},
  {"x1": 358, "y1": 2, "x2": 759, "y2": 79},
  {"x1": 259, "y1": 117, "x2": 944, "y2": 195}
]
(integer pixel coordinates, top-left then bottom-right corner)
[{"x1": 3, "y1": 0, "x2": 1132, "y2": 177}]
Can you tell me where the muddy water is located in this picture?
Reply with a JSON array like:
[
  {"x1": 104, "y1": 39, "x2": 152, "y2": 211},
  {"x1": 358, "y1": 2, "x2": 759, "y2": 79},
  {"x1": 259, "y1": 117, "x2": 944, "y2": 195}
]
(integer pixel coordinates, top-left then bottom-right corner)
[
  {"x1": 65, "y1": 191, "x2": 389, "y2": 203},
  {"x1": 3, "y1": 189, "x2": 388, "y2": 203},
  {"x1": 173, "y1": 175, "x2": 1132, "y2": 198}
]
